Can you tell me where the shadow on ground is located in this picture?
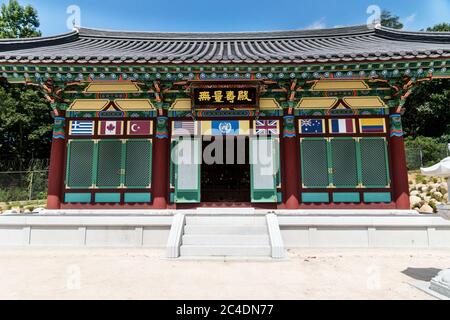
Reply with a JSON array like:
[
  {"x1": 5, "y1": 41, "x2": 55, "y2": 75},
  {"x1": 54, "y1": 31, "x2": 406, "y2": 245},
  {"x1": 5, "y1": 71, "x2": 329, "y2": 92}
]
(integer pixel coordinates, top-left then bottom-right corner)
[{"x1": 402, "y1": 267, "x2": 441, "y2": 282}]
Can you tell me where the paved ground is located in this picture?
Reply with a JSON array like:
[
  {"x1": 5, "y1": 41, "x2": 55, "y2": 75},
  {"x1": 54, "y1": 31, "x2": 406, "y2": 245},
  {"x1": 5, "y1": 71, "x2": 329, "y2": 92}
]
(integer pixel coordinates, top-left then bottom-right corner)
[{"x1": 0, "y1": 248, "x2": 448, "y2": 300}]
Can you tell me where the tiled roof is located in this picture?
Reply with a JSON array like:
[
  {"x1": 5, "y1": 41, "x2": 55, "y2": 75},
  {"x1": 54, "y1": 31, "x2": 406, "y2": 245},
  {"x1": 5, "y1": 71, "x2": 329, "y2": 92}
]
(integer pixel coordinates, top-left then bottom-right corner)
[{"x1": 0, "y1": 25, "x2": 449, "y2": 64}]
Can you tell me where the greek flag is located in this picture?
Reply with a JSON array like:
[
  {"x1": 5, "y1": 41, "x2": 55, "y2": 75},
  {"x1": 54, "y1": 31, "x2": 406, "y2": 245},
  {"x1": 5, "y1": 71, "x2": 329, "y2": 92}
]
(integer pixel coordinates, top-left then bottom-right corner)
[{"x1": 70, "y1": 121, "x2": 94, "y2": 136}]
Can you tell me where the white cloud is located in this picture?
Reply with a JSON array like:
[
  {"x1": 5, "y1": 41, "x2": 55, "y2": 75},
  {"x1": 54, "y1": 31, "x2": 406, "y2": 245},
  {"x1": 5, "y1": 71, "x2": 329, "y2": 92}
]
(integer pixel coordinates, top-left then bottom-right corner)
[
  {"x1": 306, "y1": 18, "x2": 326, "y2": 30},
  {"x1": 403, "y1": 13, "x2": 417, "y2": 25},
  {"x1": 398, "y1": 13, "x2": 417, "y2": 31}
]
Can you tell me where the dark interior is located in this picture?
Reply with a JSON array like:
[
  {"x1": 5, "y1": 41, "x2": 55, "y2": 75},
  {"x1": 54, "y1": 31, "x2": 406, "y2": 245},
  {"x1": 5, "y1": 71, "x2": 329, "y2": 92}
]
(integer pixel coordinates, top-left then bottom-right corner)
[{"x1": 201, "y1": 137, "x2": 250, "y2": 202}]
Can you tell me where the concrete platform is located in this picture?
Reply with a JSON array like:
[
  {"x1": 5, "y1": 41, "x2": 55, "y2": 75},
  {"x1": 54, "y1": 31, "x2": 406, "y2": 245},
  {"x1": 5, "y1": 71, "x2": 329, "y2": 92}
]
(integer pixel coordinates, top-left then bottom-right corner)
[{"x1": 0, "y1": 210, "x2": 449, "y2": 248}]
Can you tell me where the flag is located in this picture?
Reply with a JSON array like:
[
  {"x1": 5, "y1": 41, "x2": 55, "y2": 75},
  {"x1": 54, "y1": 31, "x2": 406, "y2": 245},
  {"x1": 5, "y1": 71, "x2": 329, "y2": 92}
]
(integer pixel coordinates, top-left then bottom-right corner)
[
  {"x1": 172, "y1": 121, "x2": 197, "y2": 136},
  {"x1": 70, "y1": 120, "x2": 94, "y2": 136},
  {"x1": 300, "y1": 119, "x2": 325, "y2": 134},
  {"x1": 128, "y1": 120, "x2": 153, "y2": 135},
  {"x1": 360, "y1": 118, "x2": 386, "y2": 133},
  {"x1": 254, "y1": 120, "x2": 279, "y2": 136},
  {"x1": 99, "y1": 121, "x2": 123, "y2": 136},
  {"x1": 201, "y1": 121, "x2": 249, "y2": 136},
  {"x1": 329, "y1": 119, "x2": 355, "y2": 134}
]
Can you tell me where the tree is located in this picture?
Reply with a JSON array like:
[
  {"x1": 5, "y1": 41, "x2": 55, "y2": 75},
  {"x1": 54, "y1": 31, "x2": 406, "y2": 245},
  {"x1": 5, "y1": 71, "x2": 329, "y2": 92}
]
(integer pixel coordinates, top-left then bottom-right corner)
[
  {"x1": 0, "y1": 1, "x2": 49, "y2": 169},
  {"x1": 0, "y1": 80, "x2": 52, "y2": 166},
  {"x1": 402, "y1": 79, "x2": 450, "y2": 138},
  {"x1": 0, "y1": 0, "x2": 41, "y2": 39},
  {"x1": 381, "y1": 10, "x2": 403, "y2": 29},
  {"x1": 426, "y1": 23, "x2": 450, "y2": 32},
  {"x1": 402, "y1": 23, "x2": 450, "y2": 139}
]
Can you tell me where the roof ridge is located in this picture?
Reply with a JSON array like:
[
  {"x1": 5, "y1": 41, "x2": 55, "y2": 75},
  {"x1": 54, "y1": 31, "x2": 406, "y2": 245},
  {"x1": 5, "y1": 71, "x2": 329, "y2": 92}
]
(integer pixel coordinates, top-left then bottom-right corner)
[
  {"x1": 77, "y1": 24, "x2": 375, "y2": 40},
  {"x1": 376, "y1": 26, "x2": 450, "y2": 43},
  {"x1": 0, "y1": 30, "x2": 78, "y2": 44}
]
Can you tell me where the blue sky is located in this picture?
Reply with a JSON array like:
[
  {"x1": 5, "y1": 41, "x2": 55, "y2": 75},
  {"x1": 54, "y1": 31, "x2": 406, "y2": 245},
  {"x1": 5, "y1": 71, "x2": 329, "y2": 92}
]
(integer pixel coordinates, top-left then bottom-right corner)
[{"x1": 2, "y1": 0, "x2": 450, "y2": 36}]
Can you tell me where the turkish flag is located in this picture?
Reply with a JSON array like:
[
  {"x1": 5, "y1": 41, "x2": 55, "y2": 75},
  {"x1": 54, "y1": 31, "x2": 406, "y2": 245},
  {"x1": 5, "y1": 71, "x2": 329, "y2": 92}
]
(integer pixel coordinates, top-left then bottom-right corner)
[
  {"x1": 99, "y1": 121, "x2": 123, "y2": 136},
  {"x1": 128, "y1": 120, "x2": 152, "y2": 136}
]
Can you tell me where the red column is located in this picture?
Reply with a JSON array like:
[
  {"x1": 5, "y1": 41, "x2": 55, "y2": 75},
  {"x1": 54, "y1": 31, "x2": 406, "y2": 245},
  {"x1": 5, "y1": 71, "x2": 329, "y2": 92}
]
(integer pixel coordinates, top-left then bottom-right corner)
[
  {"x1": 281, "y1": 115, "x2": 300, "y2": 209},
  {"x1": 47, "y1": 117, "x2": 66, "y2": 210},
  {"x1": 389, "y1": 114, "x2": 410, "y2": 210},
  {"x1": 152, "y1": 116, "x2": 169, "y2": 209}
]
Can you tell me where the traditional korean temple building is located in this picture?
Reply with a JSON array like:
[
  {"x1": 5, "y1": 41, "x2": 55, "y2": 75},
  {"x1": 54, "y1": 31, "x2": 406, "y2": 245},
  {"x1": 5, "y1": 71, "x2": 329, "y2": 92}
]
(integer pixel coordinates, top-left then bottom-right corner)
[{"x1": 0, "y1": 25, "x2": 449, "y2": 211}]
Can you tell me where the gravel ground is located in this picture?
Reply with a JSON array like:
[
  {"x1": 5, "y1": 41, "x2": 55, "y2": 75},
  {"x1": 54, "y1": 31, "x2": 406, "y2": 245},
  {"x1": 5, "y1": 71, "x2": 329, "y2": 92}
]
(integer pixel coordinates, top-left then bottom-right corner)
[{"x1": 0, "y1": 248, "x2": 448, "y2": 300}]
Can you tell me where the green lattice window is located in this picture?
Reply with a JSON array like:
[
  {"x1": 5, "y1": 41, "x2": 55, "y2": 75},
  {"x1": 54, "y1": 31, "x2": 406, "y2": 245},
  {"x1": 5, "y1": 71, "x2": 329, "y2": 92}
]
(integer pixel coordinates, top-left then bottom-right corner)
[
  {"x1": 124, "y1": 140, "x2": 152, "y2": 188},
  {"x1": 300, "y1": 137, "x2": 390, "y2": 189},
  {"x1": 174, "y1": 137, "x2": 201, "y2": 203},
  {"x1": 250, "y1": 137, "x2": 278, "y2": 203},
  {"x1": 170, "y1": 140, "x2": 178, "y2": 189},
  {"x1": 360, "y1": 138, "x2": 390, "y2": 187},
  {"x1": 330, "y1": 138, "x2": 359, "y2": 188},
  {"x1": 66, "y1": 140, "x2": 95, "y2": 188},
  {"x1": 301, "y1": 138, "x2": 330, "y2": 188},
  {"x1": 96, "y1": 140, "x2": 124, "y2": 188},
  {"x1": 66, "y1": 139, "x2": 153, "y2": 190},
  {"x1": 274, "y1": 138, "x2": 281, "y2": 188}
]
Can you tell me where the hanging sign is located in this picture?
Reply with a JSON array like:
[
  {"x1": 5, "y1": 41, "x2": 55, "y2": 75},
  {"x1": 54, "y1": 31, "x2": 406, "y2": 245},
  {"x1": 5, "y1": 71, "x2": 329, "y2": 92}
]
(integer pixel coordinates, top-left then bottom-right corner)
[{"x1": 192, "y1": 83, "x2": 259, "y2": 109}]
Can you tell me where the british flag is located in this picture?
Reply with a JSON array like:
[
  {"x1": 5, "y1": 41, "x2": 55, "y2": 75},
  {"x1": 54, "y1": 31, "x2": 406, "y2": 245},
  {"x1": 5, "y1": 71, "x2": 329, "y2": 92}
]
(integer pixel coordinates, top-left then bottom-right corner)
[{"x1": 255, "y1": 120, "x2": 279, "y2": 136}]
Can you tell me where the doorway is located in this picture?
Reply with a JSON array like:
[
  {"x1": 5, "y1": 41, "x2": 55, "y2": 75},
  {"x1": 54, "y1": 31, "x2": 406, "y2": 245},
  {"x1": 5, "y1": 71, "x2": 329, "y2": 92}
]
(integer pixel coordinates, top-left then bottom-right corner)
[{"x1": 201, "y1": 137, "x2": 250, "y2": 203}]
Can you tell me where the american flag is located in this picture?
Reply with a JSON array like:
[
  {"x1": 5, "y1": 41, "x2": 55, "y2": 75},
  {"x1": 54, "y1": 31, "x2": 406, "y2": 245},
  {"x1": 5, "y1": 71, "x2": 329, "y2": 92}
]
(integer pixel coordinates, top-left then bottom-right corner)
[
  {"x1": 70, "y1": 121, "x2": 94, "y2": 136},
  {"x1": 173, "y1": 121, "x2": 196, "y2": 136},
  {"x1": 255, "y1": 120, "x2": 279, "y2": 135}
]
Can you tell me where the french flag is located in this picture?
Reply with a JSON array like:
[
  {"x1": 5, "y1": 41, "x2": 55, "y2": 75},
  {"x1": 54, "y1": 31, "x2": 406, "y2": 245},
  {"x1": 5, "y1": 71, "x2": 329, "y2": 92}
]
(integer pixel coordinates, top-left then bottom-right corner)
[{"x1": 330, "y1": 119, "x2": 355, "y2": 134}]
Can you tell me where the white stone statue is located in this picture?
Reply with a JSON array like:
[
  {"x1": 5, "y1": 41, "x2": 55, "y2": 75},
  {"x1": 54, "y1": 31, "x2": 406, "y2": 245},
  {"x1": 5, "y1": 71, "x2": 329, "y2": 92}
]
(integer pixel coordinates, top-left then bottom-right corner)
[{"x1": 421, "y1": 157, "x2": 450, "y2": 298}]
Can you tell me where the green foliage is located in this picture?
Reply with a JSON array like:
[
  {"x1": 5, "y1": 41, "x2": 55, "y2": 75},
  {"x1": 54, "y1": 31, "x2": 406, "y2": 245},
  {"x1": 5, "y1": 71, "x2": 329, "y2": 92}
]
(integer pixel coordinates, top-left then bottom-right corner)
[
  {"x1": 0, "y1": 80, "x2": 52, "y2": 164},
  {"x1": 405, "y1": 136, "x2": 448, "y2": 168},
  {"x1": 426, "y1": 23, "x2": 450, "y2": 32},
  {"x1": 402, "y1": 78, "x2": 450, "y2": 138},
  {"x1": 415, "y1": 175, "x2": 427, "y2": 184},
  {"x1": 381, "y1": 10, "x2": 403, "y2": 29},
  {"x1": 0, "y1": 0, "x2": 41, "y2": 39},
  {"x1": 0, "y1": 186, "x2": 28, "y2": 202},
  {"x1": 402, "y1": 23, "x2": 450, "y2": 139}
]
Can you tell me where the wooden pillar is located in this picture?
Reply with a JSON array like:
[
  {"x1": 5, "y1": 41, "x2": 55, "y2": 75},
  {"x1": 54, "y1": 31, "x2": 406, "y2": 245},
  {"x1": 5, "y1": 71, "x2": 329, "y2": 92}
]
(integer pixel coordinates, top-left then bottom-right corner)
[
  {"x1": 47, "y1": 117, "x2": 66, "y2": 210},
  {"x1": 281, "y1": 115, "x2": 300, "y2": 209},
  {"x1": 152, "y1": 116, "x2": 170, "y2": 209},
  {"x1": 389, "y1": 114, "x2": 410, "y2": 210}
]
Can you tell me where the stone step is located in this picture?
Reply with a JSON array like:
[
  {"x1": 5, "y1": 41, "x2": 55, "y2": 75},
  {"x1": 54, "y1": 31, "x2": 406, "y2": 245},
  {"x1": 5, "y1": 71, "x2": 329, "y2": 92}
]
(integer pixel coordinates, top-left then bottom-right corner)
[
  {"x1": 184, "y1": 225, "x2": 268, "y2": 235},
  {"x1": 185, "y1": 216, "x2": 267, "y2": 226},
  {"x1": 180, "y1": 245, "x2": 271, "y2": 257},
  {"x1": 182, "y1": 234, "x2": 270, "y2": 246}
]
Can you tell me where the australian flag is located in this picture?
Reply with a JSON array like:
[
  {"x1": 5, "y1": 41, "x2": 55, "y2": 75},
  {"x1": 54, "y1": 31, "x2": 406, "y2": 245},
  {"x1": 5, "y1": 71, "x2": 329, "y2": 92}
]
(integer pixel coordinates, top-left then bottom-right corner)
[{"x1": 300, "y1": 119, "x2": 325, "y2": 134}]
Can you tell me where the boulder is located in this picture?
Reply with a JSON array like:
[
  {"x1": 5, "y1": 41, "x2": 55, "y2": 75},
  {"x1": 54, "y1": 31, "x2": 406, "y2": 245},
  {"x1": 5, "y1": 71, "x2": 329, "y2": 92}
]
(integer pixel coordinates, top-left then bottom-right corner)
[
  {"x1": 410, "y1": 190, "x2": 420, "y2": 197},
  {"x1": 433, "y1": 192, "x2": 444, "y2": 199},
  {"x1": 32, "y1": 208, "x2": 46, "y2": 215},
  {"x1": 2, "y1": 209, "x2": 19, "y2": 215},
  {"x1": 419, "y1": 204, "x2": 434, "y2": 214},
  {"x1": 410, "y1": 196, "x2": 422, "y2": 206}
]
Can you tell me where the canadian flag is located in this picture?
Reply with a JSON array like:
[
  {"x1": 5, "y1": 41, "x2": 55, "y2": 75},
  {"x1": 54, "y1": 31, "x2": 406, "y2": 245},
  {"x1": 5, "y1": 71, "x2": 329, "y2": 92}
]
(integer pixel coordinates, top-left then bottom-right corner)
[{"x1": 99, "y1": 121, "x2": 123, "y2": 136}]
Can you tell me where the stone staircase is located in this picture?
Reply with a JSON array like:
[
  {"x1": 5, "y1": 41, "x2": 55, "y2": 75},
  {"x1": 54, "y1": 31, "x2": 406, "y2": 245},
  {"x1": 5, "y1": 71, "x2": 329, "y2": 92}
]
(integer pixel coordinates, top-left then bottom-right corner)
[{"x1": 167, "y1": 213, "x2": 285, "y2": 259}]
